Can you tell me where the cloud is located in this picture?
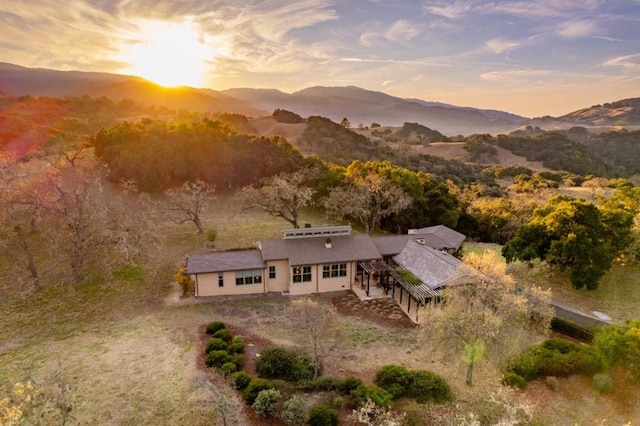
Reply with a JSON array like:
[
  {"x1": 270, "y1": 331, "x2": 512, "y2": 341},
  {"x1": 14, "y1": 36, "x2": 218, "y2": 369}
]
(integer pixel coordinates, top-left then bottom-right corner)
[
  {"x1": 422, "y1": 1, "x2": 474, "y2": 19},
  {"x1": 423, "y1": 0, "x2": 607, "y2": 20},
  {"x1": 485, "y1": 38, "x2": 521, "y2": 53},
  {"x1": 601, "y1": 53, "x2": 640, "y2": 70},
  {"x1": 480, "y1": 69, "x2": 553, "y2": 82},
  {"x1": 386, "y1": 20, "x2": 423, "y2": 42},
  {"x1": 556, "y1": 19, "x2": 599, "y2": 38}
]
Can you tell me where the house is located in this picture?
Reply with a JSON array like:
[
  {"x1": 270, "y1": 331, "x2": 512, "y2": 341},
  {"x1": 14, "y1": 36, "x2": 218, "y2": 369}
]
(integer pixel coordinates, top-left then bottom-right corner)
[{"x1": 186, "y1": 225, "x2": 471, "y2": 322}]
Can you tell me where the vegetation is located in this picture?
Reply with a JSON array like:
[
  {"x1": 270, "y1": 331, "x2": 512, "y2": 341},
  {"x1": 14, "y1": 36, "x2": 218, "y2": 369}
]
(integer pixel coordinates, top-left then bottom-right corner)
[
  {"x1": 503, "y1": 195, "x2": 634, "y2": 290},
  {"x1": 255, "y1": 347, "x2": 320, "y2": 382},
  {"x1": 308, "y1": 404, "x2": 339, "y2": 426},
  {"x1": 373, "y1": 364, "x2": 453, "y2": 403}
]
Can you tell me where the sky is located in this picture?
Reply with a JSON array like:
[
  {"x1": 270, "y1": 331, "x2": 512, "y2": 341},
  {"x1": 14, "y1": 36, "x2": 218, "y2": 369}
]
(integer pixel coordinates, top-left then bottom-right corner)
[{"x1": 1, "y1": 0, "x2": 640, "y2": 117}]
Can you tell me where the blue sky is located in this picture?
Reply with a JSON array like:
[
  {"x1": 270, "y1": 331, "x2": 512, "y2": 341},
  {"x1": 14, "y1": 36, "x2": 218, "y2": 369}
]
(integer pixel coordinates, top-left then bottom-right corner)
[{"x1": 1, "y1": 0, "x2": 639, "y2": 117}]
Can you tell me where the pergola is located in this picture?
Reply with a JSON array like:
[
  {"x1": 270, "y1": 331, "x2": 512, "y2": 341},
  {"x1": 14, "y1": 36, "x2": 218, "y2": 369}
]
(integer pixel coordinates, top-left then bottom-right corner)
[{"x1": 358, "y1": 260, "x2": 442, "y2": 321}]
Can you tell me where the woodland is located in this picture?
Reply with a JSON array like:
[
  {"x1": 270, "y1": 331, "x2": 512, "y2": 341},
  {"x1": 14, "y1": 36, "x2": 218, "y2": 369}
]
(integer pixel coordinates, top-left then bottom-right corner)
[{"x1": 1, "y1": 93, "x2": 640, "y2": 425}]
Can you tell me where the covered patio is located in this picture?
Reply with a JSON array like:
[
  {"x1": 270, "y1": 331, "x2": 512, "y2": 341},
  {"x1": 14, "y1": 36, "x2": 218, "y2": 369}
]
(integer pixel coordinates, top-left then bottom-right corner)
[{"x1": 356, "y1": 260, "x2": 442, "y2": 323}]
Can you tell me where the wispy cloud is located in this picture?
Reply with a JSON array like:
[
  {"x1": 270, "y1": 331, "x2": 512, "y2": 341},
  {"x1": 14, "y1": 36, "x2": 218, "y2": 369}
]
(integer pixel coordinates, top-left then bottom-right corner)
[
  {"x1": 485, "y1": 38, "x2": 521, "y2": 54},
  {"x1": 601, "y1": 52, "x2": 640, "y2": 70},
  {"x1": 423, "y1": 0, "x2": 607, "y2": 20},
  {"x1": 480, "y1": 69, "x2": 553, "y2": 82},
  {"x1": 556, "y1": 19, "x2": 599, "y2": 38}
]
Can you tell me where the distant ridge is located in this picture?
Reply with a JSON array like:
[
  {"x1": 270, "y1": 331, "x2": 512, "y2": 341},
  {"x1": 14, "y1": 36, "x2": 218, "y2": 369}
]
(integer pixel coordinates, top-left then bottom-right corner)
[{"x1": 2, "y1": 63, "x2": 639, "y2": 135}]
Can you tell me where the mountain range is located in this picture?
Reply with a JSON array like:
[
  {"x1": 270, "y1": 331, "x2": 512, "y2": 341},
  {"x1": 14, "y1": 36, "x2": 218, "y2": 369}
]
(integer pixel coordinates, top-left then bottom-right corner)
[{"x1": 1, "y1": 62, "x2": 638, "y2": 136}]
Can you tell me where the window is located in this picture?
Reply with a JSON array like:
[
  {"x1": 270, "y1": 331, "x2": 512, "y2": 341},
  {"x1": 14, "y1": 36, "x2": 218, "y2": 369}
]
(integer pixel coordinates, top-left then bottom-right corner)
[
  {"x1": 218, "y1": 272, "x2": 224, "y2": 287},
  {"x1": 268, "y1": 265, "x2": 276, "y2": 279},
  {"x1": 292, "y1": 266, "x2": 312, "y2": 283},
  {"x1": 235, "y1": 269, "x2": 263, "y2": 285},
  {"x1": 322, "y1": 263, "x2": 347, "y2": 278}
]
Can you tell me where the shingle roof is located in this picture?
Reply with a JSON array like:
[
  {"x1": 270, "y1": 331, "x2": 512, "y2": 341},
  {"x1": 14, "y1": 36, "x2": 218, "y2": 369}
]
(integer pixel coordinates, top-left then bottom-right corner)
[
  {"x1": 416, "y1": 225, "x2": 466, "y2": 249},
  {"x1": 261, "y1": 234, "x2": 381, "y2": 266},
  {"x1": 186, "y1": 250, "x2": 265, "y2": 274},
  {"x1": 392, "y1": 240, "x2": 471, "y2": 290}
]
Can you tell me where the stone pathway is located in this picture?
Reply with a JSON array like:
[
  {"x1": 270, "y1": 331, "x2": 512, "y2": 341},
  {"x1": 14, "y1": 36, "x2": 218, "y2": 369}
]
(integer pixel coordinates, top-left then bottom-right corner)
[{"x1": 334, "y1": 292, "x2": 415, "y2": 328}]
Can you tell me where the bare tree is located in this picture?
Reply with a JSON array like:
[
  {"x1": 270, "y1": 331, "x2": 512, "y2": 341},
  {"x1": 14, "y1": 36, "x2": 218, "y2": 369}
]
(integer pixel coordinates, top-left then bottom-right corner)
[
  {"x1": 164, "y1": 180, "x2": 215, "y2": 234},
  {"x1": 425, "y1": 251, "x2": 553, "y2": 386},
  {"x1": 289, "y1": 297, "x2": 342, "y2": 380},
  {"x1": 324, "y1": 173, "x2": 412, "y2": 234},
  {"x1": 238, "y1": 170, "x2": 314, "y2": 229}
]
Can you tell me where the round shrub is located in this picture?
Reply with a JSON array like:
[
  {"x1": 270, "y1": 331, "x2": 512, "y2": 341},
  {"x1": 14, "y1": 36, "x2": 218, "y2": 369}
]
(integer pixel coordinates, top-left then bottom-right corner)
[
  {"x1": 407, "y1": 370, "x2": 453, "y2": 404},
  {"x1": 349, "y1": 384, "x2": 392, "y2": 409},
  {"x1": 212, "y1": 328, "x2": 233, "y2": 343},
  {"x1": 308, "y1": 404, "x2": 338, "y2": 426},
  {"x1": 593, "y1": 373, "x2": 614, "y2": 394},
  {"x1": 205, "y1": 337, "x2": 228, "y2": 354},
  {"x1": 219, "y1": 361, "x2": 237, "y2": 375},
  {"x1": 256, "y1": 347, "x2": 318, "y2": 382},
  {"x1": 298, "y1": 377, "x2": 342, "y2": 392},
  {"x1": 231, "y1": 371, "x2": 252, "y2": 390},
  {"x1": 228, "y1": 336, "x2": 245, "y2": 354},
  {"x1": 231, "y1": 353, "x2": 246, "y2": 369},
  {"x1": 374, "y1": 364, "x2": 412, "y2": 399},
  {"x1": 282, "y1": 396, "x2": 307, "y2": 426},
  {"x1": 339, "y1": 376, "x2": 363, "y2": 394},
  {"x1": 206, "y1": 321, "x2": 226, "y2": 335},
  {"x1": 204, "y1": 350, "x2": 233, "y2": 368},
  {"x1": 542, "y1": 338, "x2": 578, "y2": 354},
  {"x1": 252, "y1": 388, "x2": 282, "y2": 418},
  {"x1": 502, "y1": 372, "x2": 526, "y2": 389},
  {"x1": 331, "y1": 395, "x2": 343, "y2": 409},
  {"x1": 243, "y1": 379, "x2": 274, "y2": 405}
]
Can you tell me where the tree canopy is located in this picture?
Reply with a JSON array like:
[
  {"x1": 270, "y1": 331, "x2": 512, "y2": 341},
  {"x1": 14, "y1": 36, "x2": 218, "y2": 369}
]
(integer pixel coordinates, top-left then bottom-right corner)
[{"x1": 502, "y1": 195, "x2": 633, "y2": 290}]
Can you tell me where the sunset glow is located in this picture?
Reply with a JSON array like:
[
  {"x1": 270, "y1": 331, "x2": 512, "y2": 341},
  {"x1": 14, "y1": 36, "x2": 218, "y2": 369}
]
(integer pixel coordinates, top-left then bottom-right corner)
[{"x1": 119, "y1": 20, "x2": 209, "y2": 87}]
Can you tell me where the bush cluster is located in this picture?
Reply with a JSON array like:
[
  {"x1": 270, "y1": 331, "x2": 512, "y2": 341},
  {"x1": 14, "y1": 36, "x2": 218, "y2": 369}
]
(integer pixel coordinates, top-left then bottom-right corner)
[
  {"x1": 504, "y1": 338, "x2": 604, "y2": 387},
  {"x1": 203, "y1": 322, "x2": 245, "y2": 373},
  {"x1": 256, "y1": 347, "x2": 321, "y2": 382},
  {"x1": 308, "y1": 404, "x2": 339, "y2": 426},
  {"x1": 373, "y1": 364, "x2": 453, "y2": 404}
]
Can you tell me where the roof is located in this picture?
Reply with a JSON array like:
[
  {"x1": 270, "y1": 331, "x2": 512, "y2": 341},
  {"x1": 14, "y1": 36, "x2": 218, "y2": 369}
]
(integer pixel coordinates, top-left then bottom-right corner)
[
  {"x1": 392, "y1": 240, "x2": 471, "y2": 290},
  {"x1": 373, "y1": 233, "x2": 458, "y2": 256},
  {"x1": 261, "y1": 234, "x2": 381, "y2": 266},
  {"x1": 186, "y1": 250, "x2": 265, "y2": 274},
  {"x1": 415, "y1": 225, "x2": 466, "y2": 249}
]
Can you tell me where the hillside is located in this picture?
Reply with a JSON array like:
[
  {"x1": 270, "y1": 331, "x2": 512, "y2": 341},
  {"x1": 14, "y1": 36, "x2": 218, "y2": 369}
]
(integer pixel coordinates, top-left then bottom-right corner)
[
  {"x1": 560, "y1": 98, "x2": 640, "y2": 127},
  {"x1": 0, "y1": 62, "x2": 265, "y2": 117}
]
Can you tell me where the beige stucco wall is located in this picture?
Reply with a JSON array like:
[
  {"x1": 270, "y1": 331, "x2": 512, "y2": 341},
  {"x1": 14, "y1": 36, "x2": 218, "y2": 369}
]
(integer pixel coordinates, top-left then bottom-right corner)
[
  {"x1": 192, "y1": 270, "x2": 266, "y2": 297},
  {"x1": 265, "y1": 260, "x2": 289, "y2": 292},
  {"x1": 391, "y1": 284, "x2": 420, "y2": 323}
]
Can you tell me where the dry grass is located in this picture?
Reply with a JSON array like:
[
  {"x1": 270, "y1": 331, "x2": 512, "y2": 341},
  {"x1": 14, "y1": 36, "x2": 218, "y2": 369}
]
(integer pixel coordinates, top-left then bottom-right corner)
[{"x1": 2, "y1": 211, "x2": 639, "y2": 424}]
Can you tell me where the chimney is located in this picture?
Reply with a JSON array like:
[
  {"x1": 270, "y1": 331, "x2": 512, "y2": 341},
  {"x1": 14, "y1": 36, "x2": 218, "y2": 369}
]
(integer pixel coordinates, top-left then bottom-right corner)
[{"x1": 325, "y1": 238, "x2": 332, "y2": 249}]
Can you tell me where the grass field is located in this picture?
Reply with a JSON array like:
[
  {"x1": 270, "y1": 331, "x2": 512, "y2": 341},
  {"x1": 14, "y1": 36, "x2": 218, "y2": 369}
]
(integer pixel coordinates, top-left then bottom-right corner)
[{"x1": 1, "y1": 210, "x2": 639, "y2": 425}]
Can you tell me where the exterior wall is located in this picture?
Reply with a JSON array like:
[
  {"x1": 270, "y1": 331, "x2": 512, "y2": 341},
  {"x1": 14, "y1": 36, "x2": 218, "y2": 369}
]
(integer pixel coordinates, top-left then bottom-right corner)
[
  {"x1": 265, "y1": 260, "x2": 289, "y2": 292},
  {"x1": 391, "y1": 284, "x2": 420, "y2": 323},
  {"x1": 288, "y1": 261, "x2": 356, "y2": 295},
  {"x1": 193, "y1": 270, "x2": 266, "y2": 297}
]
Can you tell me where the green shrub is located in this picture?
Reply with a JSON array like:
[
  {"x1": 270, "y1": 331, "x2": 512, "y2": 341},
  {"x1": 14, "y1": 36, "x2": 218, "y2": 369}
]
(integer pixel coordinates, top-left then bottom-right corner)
[
  {"x1": 212, "y1": 328, "x2": 233, "y2": 343},
  {"x1": 228, "y1": 336, "x2": 245, "y2": 354},
  {"x1": 282, "y1": 396, "x2": 307, "y2": 426},
  {"x1": 308, "y1": 404, "x2": 339, "y2": 426},
  {"x1": 243, "y1": 379, "x2": 274, "y2": 405},
  {"x1": 297, "y1": 377, "x2": 342, "y2": 392},
  {"x1": 331, "y1": 395, "x2": 343, "y2": 409},
  {"x1": 206, "y1": 321, "x2": 226, "y2": 335},
  {"x1": 349, "y1": 384, "x2": 392, "y2": 409},
  {"x1": 407, "y1": 370, "x2": 453, "y2": 404},
  {"x1": 205, "y1": 228, "x2": 218, "y2": 242},
  {"x1": 593, "y1": 373, "x2": 614, "y2": 394},
  {"x1": 252, "y1": 388, "x2": 282, "y2": 418},
  {"x1": 256, "y1": 347, "x2": 318, "y2": 382},
  {"x1": 219, "y1": 362, "x2": 237, "y2": 375},
  {"x1": 205, "y1": 337, "x2": 228, "y2": 353},
  {"x1": 231, "y1": 371, "x2": 252, "y2": 390},
  {"x1": 204, "y1": 350, "x2": 233, "y2": 368},
  {"x1": 374, "y1": 364, "x2": 412, "y2": 399},
  {"x1": 502, "y1": 372, "x2": 526, "y2": 389},
  {"x1": 542, "y1": 338, "x2": 579, "y2": 354},
  {"x1": 231, "y1": 353, "x2": 246, "y2": 369},
  {"x1": 339, "y1": 376, "x2": 363, "y2": 394}
]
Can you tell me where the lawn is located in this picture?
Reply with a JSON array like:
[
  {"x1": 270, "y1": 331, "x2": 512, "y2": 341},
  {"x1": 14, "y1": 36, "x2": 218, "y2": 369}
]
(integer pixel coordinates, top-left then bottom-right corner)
[{"x1": 1, "y1": 215, "x2": 639, "y2": 424}]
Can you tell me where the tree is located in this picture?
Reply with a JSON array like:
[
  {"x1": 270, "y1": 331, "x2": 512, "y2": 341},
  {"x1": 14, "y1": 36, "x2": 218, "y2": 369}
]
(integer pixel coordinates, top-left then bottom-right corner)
[
  {"x1": 324, "y1": 172, "x2": 412, "y2": 234},
  {"x1": 594, "y1": 319, "x2": 640, "y2": 381},
  {"x1": 238, "y1": 170, "x2": 314, "y2": 229},
  {"x1": 426, "y1": 251, "x2": 553, "y2": 386},
  {"x1": 289, "y1": 297, "x2": 342, "y2": 380},
  {"x1": 164, "y1": 180, "x2": 215, "y2": 234},
  {"x1": 503, "y1": 195, "x2": 633, "y2": 290},
  {"x1": 340, "y1": 117, "x2": 351, "y2": 128}
]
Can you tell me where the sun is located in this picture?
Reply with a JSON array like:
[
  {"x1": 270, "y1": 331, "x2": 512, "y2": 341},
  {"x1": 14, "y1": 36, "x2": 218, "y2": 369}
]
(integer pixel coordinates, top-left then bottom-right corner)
[{"x1": 120, "y1": 20, "x2": 209, "y2": 87}]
